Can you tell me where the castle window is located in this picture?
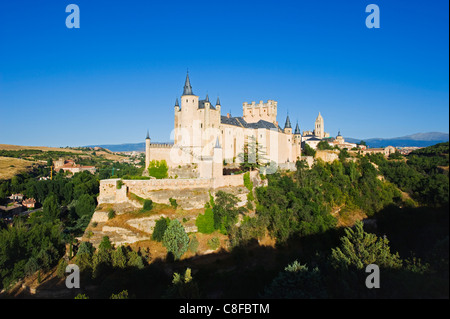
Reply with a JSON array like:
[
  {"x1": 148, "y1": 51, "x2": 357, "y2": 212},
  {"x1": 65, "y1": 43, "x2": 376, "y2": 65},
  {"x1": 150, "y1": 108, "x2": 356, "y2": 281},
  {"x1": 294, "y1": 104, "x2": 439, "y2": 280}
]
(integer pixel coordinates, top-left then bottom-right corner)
[{"x1": 200, "y1": 123, "x2": 203, "y2": 128}]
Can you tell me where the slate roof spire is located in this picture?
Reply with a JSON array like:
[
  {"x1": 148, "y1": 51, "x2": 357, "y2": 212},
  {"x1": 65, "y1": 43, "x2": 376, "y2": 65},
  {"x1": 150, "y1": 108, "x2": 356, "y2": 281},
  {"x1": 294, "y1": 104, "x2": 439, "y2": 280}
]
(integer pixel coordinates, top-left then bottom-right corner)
[
  {"x1": 294, "y1": 121, "x2": 300, "y2": 135},
  {"x1": 183, "y1": 71, "x2": 194, "y2": 95},
  {"x1": 284, "y1": 114, "x2": 292, "y2": 129}
]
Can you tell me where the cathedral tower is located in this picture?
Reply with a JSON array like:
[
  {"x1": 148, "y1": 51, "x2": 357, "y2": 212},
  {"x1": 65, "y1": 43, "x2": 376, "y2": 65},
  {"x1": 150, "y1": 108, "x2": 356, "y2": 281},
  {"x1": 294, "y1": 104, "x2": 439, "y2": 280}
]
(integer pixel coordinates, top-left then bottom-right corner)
[{"x1": 314, "y1": 112, "x2": 324, "y2": 139}]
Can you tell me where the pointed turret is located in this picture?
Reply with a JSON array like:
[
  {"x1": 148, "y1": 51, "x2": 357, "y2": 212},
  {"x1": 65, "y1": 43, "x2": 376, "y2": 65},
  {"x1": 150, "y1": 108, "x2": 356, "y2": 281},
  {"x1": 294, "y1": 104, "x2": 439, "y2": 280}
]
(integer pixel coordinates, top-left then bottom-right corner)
[
  {"x1": 216, "y1": 96, "x2": 221, "y2": 106},
  {"x1": 294, "y1": 122, "x2": 300, "y2": 135},
  {"x1": 175, "y1": 98, "x2": 179, "y2": 107},
  {"x1": 284, "y1": 115, "x2": 292, "y2": 129},
  {"x1": 205, "y1": 94, "x2": 209, "y2": 102},
  {"x1": 183, "y1": 71, "x2": 194, "y2": 95},
  {"x1": 146, "y1": 130, "x2": 150, "y2": 140}
]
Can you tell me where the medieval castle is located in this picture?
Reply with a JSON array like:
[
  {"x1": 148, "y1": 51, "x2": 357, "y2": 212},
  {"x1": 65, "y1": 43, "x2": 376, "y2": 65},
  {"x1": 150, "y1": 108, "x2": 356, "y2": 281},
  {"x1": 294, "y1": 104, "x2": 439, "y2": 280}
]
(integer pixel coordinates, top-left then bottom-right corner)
[
  {"x1": 144, "y1": 72, "x2": 331, "y2": 175},
  {"x1": 98, "y1": 73, "x2": 340, "y2": 205}
]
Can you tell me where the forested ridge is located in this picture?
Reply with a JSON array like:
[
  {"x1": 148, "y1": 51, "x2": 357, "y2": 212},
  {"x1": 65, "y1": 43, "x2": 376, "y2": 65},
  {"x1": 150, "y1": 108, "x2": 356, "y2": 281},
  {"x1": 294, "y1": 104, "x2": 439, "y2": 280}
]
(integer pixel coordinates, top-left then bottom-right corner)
[{"x1": 0, "y1": 143, "x2": 448, "y2": 298}]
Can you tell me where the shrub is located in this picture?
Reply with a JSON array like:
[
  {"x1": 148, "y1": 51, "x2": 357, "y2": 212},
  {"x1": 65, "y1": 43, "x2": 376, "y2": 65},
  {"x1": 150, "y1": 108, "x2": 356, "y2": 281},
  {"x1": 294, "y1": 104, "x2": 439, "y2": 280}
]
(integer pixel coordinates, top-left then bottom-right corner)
[
  {"x1": 169, "y1": 197, "x2": 178, "y2": 209},
  {"x1": 148, "y1": 160, "x2": 168, "y2": 179},
  {"x1": 207, "y1": 237, "x2": 220, "y2": 250},
  {"x1": 243, "y1": 172, "x2": 253, "y2": 191},
  {"x1": 196, "y1": 207, "x2": 215, "y2": 234},
  {"x1": 189, "y1": 235, "x2": 199, "y2": 253},
  {"x1": 56, "y1": 258, "x2": 68, "y2": 278},
  {"x1": 143, "y1": 199, "x2": 153, "y2": 211},
  {"x1": 108, "y1": 209, "x2": 116, "y2": 220},
  {"x1": 110, "y1": 290, "x2": 129, "y2": 299}
]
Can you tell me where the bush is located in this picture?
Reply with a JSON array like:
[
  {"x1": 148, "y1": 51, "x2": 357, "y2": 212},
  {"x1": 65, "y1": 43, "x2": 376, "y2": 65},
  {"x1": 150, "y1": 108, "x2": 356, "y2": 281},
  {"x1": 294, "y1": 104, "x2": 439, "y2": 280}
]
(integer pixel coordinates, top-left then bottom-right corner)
[
  {"x1": 189, "y1": 235, "x2": 199, "y2": 253},
  {"x1": 143, "y1": 199, "x2": 153, "y2": 211},
  {"x1": 169, "y1": 197, "x2": 178, "y2": 209},
  {"x1": 148, "y1": 160, "x2": 168, "y2": 179},
  {"x1": 207, "y1": 237, "x2": 220, "y2": 250},
  {"x1": 108, "y1": 209, "x2": 116, "y2": 220},
  {"x1": 56, "y1": 258, "x2": 68, "y2": 278},
  {"x1": 243, "y1": 172, "x2": 253, "y2": 191},
  {"x1": 196, "y1": 207, "x2": 215, "y2": 234}
]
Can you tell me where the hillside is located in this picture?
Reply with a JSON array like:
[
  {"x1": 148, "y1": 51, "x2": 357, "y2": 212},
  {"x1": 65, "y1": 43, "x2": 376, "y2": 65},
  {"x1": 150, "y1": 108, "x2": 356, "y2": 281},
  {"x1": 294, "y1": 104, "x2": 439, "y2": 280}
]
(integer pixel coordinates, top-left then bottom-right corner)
[
  {"x1": 0, "y1": 157, "x2": 36, "y2": 180},
  {"x1": 0, "y1": 144, "x2": 126, "y2": 162}
]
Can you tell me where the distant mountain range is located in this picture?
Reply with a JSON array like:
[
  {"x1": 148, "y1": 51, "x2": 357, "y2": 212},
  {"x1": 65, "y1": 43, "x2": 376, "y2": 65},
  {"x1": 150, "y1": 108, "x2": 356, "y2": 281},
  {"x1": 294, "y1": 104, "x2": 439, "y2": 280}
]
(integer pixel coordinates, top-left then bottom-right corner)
[
  {"x1": 84, "y1": 142, "x2": 170, "y2": 152},
  {"x1": 345, "y1": 132, "x2": 449, "y2": 148},
  {"x1": 85, "y1": 132, "x2": 449, "y2": 152}
]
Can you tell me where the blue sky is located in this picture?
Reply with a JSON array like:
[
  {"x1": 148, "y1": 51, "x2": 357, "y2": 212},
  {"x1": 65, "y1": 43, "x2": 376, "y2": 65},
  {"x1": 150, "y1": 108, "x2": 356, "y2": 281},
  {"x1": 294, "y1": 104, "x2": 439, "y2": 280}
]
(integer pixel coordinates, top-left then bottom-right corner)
[{"x1": 0, "y1": 0, "x2": 448, "y2": 147}]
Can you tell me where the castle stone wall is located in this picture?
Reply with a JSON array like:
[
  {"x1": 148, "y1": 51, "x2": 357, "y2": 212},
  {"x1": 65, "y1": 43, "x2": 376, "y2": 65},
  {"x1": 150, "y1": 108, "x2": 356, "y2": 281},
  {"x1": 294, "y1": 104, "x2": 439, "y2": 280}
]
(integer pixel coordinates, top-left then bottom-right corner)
[{"x1": 98, "y1": 171, "x2": 263, "y2": 205}]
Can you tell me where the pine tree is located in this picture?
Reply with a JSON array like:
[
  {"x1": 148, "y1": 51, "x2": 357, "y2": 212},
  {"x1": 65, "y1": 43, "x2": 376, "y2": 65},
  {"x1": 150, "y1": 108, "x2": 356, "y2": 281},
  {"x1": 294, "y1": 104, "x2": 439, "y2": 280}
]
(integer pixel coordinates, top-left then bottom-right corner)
[{"x1": 162, "y1": 220, "x2": 189, "y2": 260}]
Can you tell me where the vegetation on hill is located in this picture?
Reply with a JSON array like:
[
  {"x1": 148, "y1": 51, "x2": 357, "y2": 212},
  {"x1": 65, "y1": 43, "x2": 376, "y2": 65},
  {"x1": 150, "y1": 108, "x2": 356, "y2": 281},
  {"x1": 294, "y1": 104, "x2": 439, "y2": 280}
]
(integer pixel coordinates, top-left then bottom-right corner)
[{"x1": 0, "y1": 142, "x2": 448, "y2": 298}]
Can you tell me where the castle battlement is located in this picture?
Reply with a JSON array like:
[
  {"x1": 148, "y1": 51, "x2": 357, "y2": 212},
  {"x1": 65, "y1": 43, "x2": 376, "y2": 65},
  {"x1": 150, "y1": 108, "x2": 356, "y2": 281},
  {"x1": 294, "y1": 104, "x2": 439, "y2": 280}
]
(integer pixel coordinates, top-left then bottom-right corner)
[
  {"x1": 242, "y1": 100, "x2": 277, "y2": 124},
  {"x1": 149, "y1": 143, "x2": 173, "y2": 149}
]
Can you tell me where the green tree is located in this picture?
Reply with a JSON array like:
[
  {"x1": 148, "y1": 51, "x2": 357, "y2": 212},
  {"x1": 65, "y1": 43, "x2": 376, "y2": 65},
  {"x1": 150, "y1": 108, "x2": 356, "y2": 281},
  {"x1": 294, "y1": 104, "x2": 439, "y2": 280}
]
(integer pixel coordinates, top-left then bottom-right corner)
[
  {"x1": 75, "y1": 241, "x2": 95, "y2": 273},
  {"x1": 213, "y1": 191, "x2": 241, "y2": 234},
  {"x1": 330, "y1": 221, "x2": 402, "y2": 270},
  {"x1": 195, "y1": 206, "x2": 215, "y2": 234},
  {"x1": 164, "y1": 268, "x2": 200, "y2": 299},
  {"x1": 148, "y1": 160, "x2": 168, "y2": 179},
  {"x1": 263, "y1": 261, "x2": 327, "y2": 298},
  {"x1": 127, "y1": 250, "x2": 145, "y2": 269},
  {"x1": 317, "y1": 140, "x2": 333, "y2": 150},
  {"x1": 238, "y1": 136, "x2": 267, "y2": 171},
  {"x1": 111, "y1": 245, "x2": 128, "y2": 269},
  {"x1": 152, "y1": 217, "x2": 170, "y2": 242},
  {"x1": 162, "y1": 219, "x2": 189, "y2": 260},
  {"x1": 303, "y1": 143, "x2": 316, "y2": 157},
  {"x1": 74, "y1": 194, "x2": 96, "y2": 218},
  {"x1": 43, "y1": 195, "x2": 60, "y2": 221}
]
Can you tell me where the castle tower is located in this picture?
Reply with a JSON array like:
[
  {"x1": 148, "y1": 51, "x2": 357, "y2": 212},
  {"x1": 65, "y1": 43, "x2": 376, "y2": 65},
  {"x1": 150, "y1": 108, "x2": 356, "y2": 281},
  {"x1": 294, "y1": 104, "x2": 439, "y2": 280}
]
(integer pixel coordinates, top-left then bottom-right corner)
[
  {"x1": 145, "y1": 130, "x2": 151, "y2": 170},
  {"x1": 284, "y1": 114, "x2": 292, "y2": 134},
  {"x1": 216, "y1": 96, "x2": 221, "y2": 112},
  {"x1": 314, "y1": 112, "x2": 324, "y2": 139},
  {"x1": 179, "y1": 71, "x2": 199, "y2": 148}
]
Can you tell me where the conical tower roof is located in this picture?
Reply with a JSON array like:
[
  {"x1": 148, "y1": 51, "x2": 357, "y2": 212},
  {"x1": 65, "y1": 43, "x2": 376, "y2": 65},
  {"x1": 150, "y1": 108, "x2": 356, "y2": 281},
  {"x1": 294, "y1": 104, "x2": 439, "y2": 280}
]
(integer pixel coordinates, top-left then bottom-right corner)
[
  {"x1": 284, "y1": 115, "x2": 292, "y2": 129},
  {"x1": 183, "y1": 71, "x2": 194, "y2": 95},
  {"x1": 294, "y1": 122, "x2": 300, "y2": 135}
]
